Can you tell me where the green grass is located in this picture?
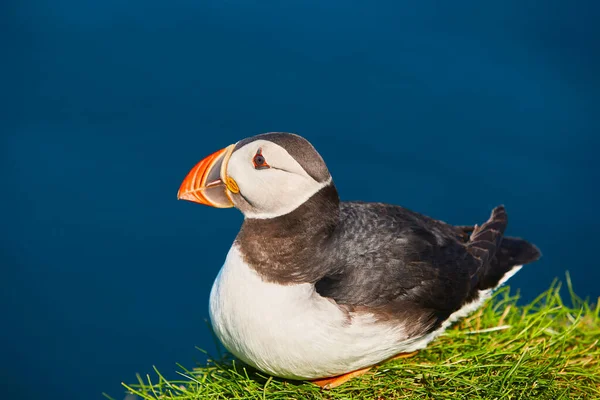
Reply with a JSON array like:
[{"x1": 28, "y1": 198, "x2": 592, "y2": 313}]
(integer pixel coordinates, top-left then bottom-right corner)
[{"x1": 107, "y1": 275, "x2": 599, "y2": 399}]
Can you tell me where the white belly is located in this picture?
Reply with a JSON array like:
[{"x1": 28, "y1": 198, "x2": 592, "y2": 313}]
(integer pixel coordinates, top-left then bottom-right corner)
[
  {"x1": 209, "y1": 245, "x2": 434, "y2": 379},
  {"x1": 208, "y1": 245, "x2": 521, "y2": 379}
]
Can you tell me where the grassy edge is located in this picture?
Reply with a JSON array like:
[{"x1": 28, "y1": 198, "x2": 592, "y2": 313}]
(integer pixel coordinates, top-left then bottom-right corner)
[{"x1": 106, "y1": 274, "x2": 600, "y2": 399}]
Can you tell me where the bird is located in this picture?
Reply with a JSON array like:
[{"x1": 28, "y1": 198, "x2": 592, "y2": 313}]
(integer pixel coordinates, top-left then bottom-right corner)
[{"x1": 177, "y1": 132, "x2": 541, "y2": 389}]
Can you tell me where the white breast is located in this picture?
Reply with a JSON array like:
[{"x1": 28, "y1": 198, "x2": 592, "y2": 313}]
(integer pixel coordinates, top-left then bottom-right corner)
[{"x1": 210, "y1": 245, "x2": 430, "y2": 379}]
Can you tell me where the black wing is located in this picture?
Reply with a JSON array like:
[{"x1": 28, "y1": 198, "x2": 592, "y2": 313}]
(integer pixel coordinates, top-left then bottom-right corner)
[{"x1": 315, "y1": 203, "x2": 508, "y2": 335}]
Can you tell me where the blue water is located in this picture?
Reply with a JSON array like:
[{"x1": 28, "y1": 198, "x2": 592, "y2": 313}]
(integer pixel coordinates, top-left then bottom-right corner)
[{"x1": 1, "y1": 1, "x2": 598, "y2": 399}]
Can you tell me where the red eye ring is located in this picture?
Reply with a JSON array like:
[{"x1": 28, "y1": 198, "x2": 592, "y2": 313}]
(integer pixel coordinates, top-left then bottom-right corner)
[{"x1": 253, "y1": 148, "x2": 270, "y2": 169}]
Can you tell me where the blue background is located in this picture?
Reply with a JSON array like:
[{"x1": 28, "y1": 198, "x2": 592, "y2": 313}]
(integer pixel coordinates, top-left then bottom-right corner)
[{"x1": 1, "y1": 1, "x2": 598, "y2": 399}]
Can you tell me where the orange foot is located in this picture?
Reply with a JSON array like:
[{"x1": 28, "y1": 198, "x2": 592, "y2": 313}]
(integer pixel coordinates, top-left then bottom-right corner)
[
  {"x1": 311, "y1": 366, "x2": 372, "y2": 390},
  {"x1": 310, "y1": 351, "x2": 419, "y2": 390}
]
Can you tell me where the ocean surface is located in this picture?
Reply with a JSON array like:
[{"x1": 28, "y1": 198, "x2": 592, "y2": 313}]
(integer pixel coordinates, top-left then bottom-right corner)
[{"x1": 1, "y1": 1, "x2": 598, "y2": 399}]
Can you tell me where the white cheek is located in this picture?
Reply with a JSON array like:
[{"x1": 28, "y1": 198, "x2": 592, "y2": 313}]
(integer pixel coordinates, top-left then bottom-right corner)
[
  {"x1": 229, "y1": 164, "x2": 331, "y2": 219},
  {"x1": 226, "y1": 140, "x2": 331, "y2": 219},
  {"x1": 235, "y1": 168, "x2": 328, "y2": 218},
  {"x1": 248, "y1": 179, "x2": 332, "y2": 219}
]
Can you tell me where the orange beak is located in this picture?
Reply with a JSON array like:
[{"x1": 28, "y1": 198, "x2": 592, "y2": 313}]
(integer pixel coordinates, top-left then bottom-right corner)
[{"x1": 177, "y1": 144, "x2": 237, "y2": 208}]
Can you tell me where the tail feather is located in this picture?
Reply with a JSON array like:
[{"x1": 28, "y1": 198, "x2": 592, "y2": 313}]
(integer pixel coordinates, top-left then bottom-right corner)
[
  {"x1": 467, "y1": 205, "x2": 508, "y2": 268},
  {"x1": 478, "y1": 237, "x2": 541, "y2": 290},
  {"x1": 460, "y1": 206, "x2": 541, "y2": 291}
]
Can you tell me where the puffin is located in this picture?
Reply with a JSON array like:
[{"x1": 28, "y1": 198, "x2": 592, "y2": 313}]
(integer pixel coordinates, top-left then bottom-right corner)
[{"x1": 177, "y1": 132, "x2": 541, "y2": 389}]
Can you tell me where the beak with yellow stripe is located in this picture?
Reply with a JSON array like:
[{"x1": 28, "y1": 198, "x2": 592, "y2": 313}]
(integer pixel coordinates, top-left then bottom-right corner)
[{"x1": 177, "y1": 144, "x2": 239, "y2": 208}]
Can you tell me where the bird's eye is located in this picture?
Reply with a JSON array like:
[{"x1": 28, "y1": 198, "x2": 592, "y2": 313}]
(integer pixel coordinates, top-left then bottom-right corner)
[{"x1": 253, "y1": 149, "x2": 270, "y2": 170}]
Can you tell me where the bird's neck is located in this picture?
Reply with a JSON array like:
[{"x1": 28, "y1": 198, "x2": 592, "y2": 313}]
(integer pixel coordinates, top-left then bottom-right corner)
[{"x1": 235, "y1": 183, "x2": 340, "y2": 284}]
